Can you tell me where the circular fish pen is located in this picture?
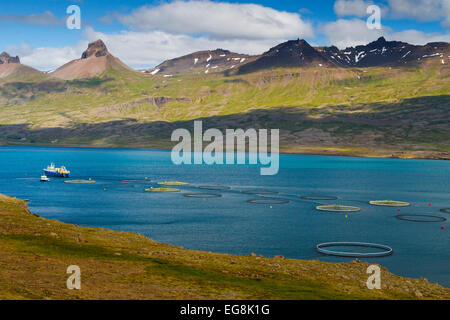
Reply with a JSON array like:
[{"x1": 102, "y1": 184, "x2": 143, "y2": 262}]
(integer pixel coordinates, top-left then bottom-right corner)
[
  {"x1": 300, "y1": 195, "x2": 339, "y2": 201},
  {"x1": 121, "y1": 179, "x2": 151, "y2": 183},
  {"x1": 316, "y1": 204, "x2": 361, "y2": 212},
  {"x1": 247, "y1": 198, "x2": 290, "y2": 205},
  {"x1": 241, "y1": 190, "x2": 280, "y2": 195},
  {"x1": 395, "y1": 214, "x2": 447, "y2": 223},
  {"x1": 102, "y1": 184, "x2": 136, "y2": 189},
  {"x1": 440, "y1": 208, "x2": 450, "y2": 214},
  {"x1": 65, "y1": 180, "x2": 96, "y2": 184},
  {"x1": 157, "y1": 181, "x2": 190, "y2": 186},
  {"x1": 369, "y1": 200, "x2": 410, "y2": 207},
  {"x1": 184, "y1": 193, "x2": 223, "y2": 199},
  {"x1": 198, "y1": 186, "x2": 231, "y2": 191},
  {"x1": 316, "y1": 242, "x2": 393, "y2": 258},
  {"x1": 145, "y1": 188, "x2": 180, "y2": 193}
]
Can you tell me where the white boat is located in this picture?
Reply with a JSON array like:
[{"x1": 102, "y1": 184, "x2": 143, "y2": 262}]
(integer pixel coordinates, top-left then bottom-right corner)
[{"x1": 40, "y1": 175, "x2": 50, "y2": 182}]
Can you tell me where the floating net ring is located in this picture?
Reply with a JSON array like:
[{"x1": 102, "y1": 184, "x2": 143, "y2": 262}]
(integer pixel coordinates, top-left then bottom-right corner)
[
  {"x1": 247, "y1": 198, "x2": 290, "y2": 205},
  {"x1": 369, "y1": 200, "x2": 410, "y2": 207},
  {"x1": 198, "y1": 186, "x2": 231, "y2": 191},
  {"x1": 440, "y1": 208, "x2": 450, "y2": 214},
  {"x1": 145, "y1": 188, "x2": 180, "y2": 193},
  {"x1": 184, "y1": 193, "x2": 223, "y2": 199},
  {"x1": 395, "y1": 214, "x2": 447, "y2": 223},
  {"x1": 122, "y1": 179, "x2": 151, "y2": 183},
  {"x1": 241, "y1": 190, "x2": 280, "y2": 195},
  {"x1": 102, "y1": 184, "x2": 136, "y2": 189},
  {"x1": 65, "y1": 180, "x2": 96, "y2": 184},
  {"x1": 157, "y1": 181, "x2": 190, "y2": 186},
  {"x1": 316, "y1": 205, "x2": 361, "y2": 212},
  {"x1": 300, "y1": 195, "x2": 339, "y2": 201},
  {"x1": 316, "y1": 242, "x2": 393, "y2": 258}
]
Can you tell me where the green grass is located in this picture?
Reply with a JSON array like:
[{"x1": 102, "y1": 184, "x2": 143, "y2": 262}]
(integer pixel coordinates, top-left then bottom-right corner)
[
  {"x1": 0, "y1": 194, "x2": 448, "y2": 300},
  {"x1": 0, "y1": 61, "x2": 448, "y2": 158}
]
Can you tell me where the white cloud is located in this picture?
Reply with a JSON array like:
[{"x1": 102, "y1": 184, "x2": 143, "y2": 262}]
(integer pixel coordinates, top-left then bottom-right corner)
[
  {"x1": 321, "y1": 19, "x2": 386, "y2": 48},
  {"x1": 8, "y1": 23, "x2": 287, "y2": 71},
  {"x1": 6, "y1": 42, "x2": 87, "y2": 71},
  {"x1": 117, "y1": 0, "x2": 314, "y2": 40},
  {"x1": 0, "y1": 11, "x2": 63, "y2": 27},
  {"x1": 321, "y1": 18, "x2": 450, "y2": 49},
  {"x1": 387, "y1": 0, "x2": 450, "y2": 28},
  {"x1": 334, "y1": 0, "x2": 376, "y2": 17},
  {"x1": 83, "y1": 27, "x2": 282, "y2": 69},
  {"x1": 388, "y1": 29, "x2": 450, "y2": 44}
]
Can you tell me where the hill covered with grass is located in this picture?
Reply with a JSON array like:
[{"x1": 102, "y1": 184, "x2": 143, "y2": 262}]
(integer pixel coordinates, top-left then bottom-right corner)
[{"x1": 0, "y1": 57, "x2": 448, "y2": 159}]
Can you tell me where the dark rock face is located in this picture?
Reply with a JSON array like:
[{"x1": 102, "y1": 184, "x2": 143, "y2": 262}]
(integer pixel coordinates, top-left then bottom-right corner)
[
  {"x1": 81, "y1": 40, "x2": 109, "y2": 59},
  {"x1": 0, "y1": 52, "x2": 20, "y2": 64},
  {"x1": 318, "y1": 37, "x2": 450, "y2": 67},
  {"x1": 147, "y1": 37, "x2": 449, "y2": 76},
  {"x1": 238, "y1": 39, "x2": 332, "y2": 74},
  {"x1": 146, "y1": 48, "x2": 255, "y2": 75}
]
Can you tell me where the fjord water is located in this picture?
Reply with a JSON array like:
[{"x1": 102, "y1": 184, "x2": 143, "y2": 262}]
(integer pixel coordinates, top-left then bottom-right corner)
[{"x1": 0, "y1": 146, "x2": 448, "y2": 287}]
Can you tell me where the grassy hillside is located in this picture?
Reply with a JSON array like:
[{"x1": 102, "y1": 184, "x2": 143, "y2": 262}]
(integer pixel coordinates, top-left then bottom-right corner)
[
  {"x1": 0, "y1": 61, "x2": 448, "y2": 158},
  {"x1": 0, "y1": 194, "x2": 448, "y2": 300}
]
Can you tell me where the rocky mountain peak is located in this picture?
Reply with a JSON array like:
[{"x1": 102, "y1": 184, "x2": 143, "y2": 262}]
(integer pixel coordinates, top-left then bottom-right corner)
[
  {"x1": 272, "y1": 39, "x2": 312, "y2": 52},
  {"x1": 81, "y1": 39, "x2": 109, "y2": 59},
  {"x1": 0, "y1": 52, "x2": 20, "y2": 64}
]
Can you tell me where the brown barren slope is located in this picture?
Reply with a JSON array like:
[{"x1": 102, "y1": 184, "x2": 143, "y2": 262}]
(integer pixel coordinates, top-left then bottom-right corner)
[{"x1": 51, "y1": 40, "x2": 132, "y2": 80}]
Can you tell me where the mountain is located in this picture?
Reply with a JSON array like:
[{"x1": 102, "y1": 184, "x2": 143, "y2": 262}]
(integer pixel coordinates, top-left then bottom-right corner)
[
  {"x1": 0, "y1": 37, "x2": 448, "y2": 159},
  {"x1": 237, "y1": 39, "x2": 333, "y2": 74},
  {"x1": 146, "y1": 38, "x2": 449, "y2": 76},
  {"x1": 144, "y1": 49, "x2": 257, "y2": 76},
  {"x1": 0, "y1": 52, "x2": 41, "y2": 79},
  {"x1": 318, "y1": 37, "x2": 450, "y2": 67},
  {"x1": 51, "y1": 40, "x2": 132, "y2": 80}
]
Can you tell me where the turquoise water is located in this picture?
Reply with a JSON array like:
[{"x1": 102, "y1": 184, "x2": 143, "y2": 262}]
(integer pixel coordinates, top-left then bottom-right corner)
[{"x1": 0, "y1": 146, "x2": 449, "y2": 287}]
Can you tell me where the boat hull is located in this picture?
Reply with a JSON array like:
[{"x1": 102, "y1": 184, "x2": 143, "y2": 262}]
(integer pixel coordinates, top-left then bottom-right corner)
[{"x1": 44, "y1": 170, "x2": 70, "y2": 178}]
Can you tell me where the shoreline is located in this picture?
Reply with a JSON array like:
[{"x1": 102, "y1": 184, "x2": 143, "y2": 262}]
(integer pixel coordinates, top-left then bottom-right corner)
[
  {"x1": 0, "y1": 194, "x2": 449, "y2": 300},
  {"x1": 1, "y1": 142, "x2": 449, "y2": 161}
]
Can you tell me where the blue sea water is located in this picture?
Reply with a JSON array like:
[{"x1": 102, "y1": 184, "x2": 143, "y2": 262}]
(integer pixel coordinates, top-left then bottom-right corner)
[{"x1": 0, "y1": 146, "x2": 448, "y2": 287}]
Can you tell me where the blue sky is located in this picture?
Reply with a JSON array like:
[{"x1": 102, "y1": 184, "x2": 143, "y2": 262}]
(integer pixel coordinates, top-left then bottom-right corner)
[{"x1": 0, "y1": 0, "x2": 448, "y2": 69}]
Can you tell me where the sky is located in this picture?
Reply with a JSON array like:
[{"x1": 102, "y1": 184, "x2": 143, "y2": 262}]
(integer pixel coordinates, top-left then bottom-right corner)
[{"x1": 0, "y1": 0, "x2": 449, "y2": 70}]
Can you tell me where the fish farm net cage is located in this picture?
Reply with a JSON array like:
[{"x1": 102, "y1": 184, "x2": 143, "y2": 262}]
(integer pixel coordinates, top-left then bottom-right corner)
[
  {"x1": 369, "y1": 200, "x2": 410, "y2": 207},
  {"x1": 121, "y1": 179, "x2": 151, "y2": 183},
  {"x1": 241, "y1": 190, "x2": 280, "y2": 195},
  {"x1": 300, "y1": 195, "x2": 339, "y2": 201},
  {"x1": 316, "y1": 242, "x2": 393, "y2": 258},
  {"x1": 316, "y1": 205, "x2": 361, "y2": 212},
  {"x1": 395, "y1": 215, "x2": 447, "y2": 223},
  {"x1": 247, "y1": 198, "x2": 290, "y2": 205},
  {"x1": 64, "y1": 180, "x2": 96, "y2": 184},
  {"x1": 145, "y1": 188, "x2": 180, "y2": 193},
  {"x1": 184, "y1": 193, "x2": 223, "y2": 199},
  {"x1": 102, "y1": 184, "x2": 136, "y2": 189},
  {"x1": 198, "y1": 186, "x2": 231, "y2": 191},
  {"x1": 157, "y1": 181, "x2": 190, "y2": 186}
]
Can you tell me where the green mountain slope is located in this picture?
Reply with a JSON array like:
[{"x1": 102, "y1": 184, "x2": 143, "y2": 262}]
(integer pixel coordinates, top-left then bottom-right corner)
[{"x1": 0, "y1": 59, "x2": 448, "y2": 158}]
